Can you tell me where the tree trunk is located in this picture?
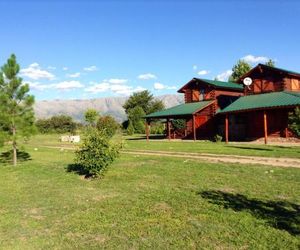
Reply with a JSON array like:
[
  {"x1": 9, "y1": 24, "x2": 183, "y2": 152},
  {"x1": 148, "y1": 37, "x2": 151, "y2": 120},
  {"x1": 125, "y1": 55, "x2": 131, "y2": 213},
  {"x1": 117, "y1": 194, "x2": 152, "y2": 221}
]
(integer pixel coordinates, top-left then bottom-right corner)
[{"x1": 12, "y1": 126, "x2": 17, "y2": 166}]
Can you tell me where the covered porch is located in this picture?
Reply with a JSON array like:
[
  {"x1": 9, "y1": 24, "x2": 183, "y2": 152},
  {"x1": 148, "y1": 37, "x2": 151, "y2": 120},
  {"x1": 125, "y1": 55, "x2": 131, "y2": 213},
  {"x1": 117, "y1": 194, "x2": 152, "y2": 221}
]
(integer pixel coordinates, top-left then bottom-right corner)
[
  {"x1": 218, "y1": 91, "x2": 300, "y2": 144},
  {"x1": 144, "y1": 101, "x2": 215, "y2": 141}
]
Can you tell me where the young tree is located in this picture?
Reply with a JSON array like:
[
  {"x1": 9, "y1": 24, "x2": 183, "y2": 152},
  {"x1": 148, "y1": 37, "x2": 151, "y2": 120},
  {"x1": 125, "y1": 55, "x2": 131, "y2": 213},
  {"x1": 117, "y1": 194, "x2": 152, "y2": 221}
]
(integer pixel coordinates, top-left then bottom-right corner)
[
  {"x1": 0, "y1": 54, "x2": 35, "y2": 166},
  {"x1": 228, "y1": 60, "x2": 252, "y2": 82},
  {"x1": 74, "y1": 128, "x2": 120, "y2": 178},
  {"x1": 84, "y1": 108, "x2": 99, "y2": 126}
]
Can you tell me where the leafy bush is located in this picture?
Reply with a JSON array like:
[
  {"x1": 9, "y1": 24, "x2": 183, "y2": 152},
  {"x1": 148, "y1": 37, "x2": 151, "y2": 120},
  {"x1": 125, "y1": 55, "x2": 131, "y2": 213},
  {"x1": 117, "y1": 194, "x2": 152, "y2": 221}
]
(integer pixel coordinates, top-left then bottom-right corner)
[
  {"x1": 213, "y1": 134, "x2": 223, "y2": 142},
  {"x1": 74, "y1": 128, "x2": 120, "y2": 177},
  {"x1": 97, "y1": 115, "x2": 120, "y2": 137},
  {"x1": 126, "y1": 122, "x2": 135, "y2": 135},
  {"x1": 150, "y1": 121, "x2": 165, "y2": 134},
  {"x1": 127, "y1": 106, "x2": 145, "y2": 134},
  {"x1": 172, "y1": 119, "x2": 186, "y2": 130},
  {"x1": 288, "y1": 107, "x2": 300, "y2": 137},
  {"x1": 36, "y1": 115, "x2": 77, "y2": 134},
  {"x1": 84, "y1": 109, "x2": 99, "y2": 126}
]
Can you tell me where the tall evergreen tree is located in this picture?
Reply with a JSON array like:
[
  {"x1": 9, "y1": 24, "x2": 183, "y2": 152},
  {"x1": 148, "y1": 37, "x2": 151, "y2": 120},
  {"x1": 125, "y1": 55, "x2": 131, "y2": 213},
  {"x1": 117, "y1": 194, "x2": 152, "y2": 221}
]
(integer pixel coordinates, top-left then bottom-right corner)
[{"x1": 0, "y1": 54, "x2": 35, "y2": 166}]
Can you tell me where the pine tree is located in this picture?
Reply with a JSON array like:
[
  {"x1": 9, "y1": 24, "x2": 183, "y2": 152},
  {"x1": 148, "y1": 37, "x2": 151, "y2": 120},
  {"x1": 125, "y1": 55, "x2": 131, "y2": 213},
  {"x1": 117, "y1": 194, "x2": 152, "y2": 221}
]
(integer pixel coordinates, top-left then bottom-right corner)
[{"x1": 0, "y1": 54, "x2": 36, "y2": 166}]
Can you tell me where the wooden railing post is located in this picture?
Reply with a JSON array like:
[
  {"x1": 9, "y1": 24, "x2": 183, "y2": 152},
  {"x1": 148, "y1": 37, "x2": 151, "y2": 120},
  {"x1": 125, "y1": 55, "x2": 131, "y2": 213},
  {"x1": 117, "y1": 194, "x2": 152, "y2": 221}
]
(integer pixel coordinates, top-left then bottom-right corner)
[
  {"x1": 192, "y1": 115, "x2": 196, "y2": 141},
  {"x1": 225, "y1": 114, "x2": 229, "y2": 144},
  {"x1": 145, "y1": 120, "x2": 150, "y2": 142},
  {"x1": 167, "y1": 118, "x2": 171, "y2": 141},
  {"x1": 264, "y1": 111, "x2": 268, "y2": 144}
]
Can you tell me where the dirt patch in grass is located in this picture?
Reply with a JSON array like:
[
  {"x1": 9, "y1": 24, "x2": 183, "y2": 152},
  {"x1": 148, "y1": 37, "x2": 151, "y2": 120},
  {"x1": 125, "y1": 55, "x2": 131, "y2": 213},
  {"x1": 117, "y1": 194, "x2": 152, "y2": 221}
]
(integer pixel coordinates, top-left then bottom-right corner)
[
  {"x1": 123, "y1": 150, "x2": 300, "y2": 168},
  {"x1": 92, "y1": 193, "x2": 119, "y2": 201},
  {"x1": 66, "y1": 232, "x2": 108, "y2": 244},
  {"x1": 152, "y1": 202, "x2": 172, "y2": 214},
  {"x1": 23, "y1": 208, "x2": 45, "y2": 220}
]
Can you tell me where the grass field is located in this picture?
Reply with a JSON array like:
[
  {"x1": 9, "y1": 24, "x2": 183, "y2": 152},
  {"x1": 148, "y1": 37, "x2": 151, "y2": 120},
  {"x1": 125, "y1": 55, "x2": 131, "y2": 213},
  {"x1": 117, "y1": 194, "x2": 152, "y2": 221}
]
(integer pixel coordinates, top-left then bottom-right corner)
[
  {"x1": 124, "y1": 135, "x2": 300, "y2": 158},
  {"x1": 0, "y1": 134, "x2": 299, "y2": 249}
]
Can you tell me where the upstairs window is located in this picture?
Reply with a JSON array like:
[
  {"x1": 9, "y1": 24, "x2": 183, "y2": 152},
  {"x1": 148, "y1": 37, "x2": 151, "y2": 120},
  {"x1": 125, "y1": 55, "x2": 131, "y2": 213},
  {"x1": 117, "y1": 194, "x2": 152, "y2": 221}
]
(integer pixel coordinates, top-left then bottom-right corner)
[
  {"x1": 192, "y1": 90, "x2": 199, "y2": 102},
  {"x1": 291, "y1": 79, "x2": 300, "y2": 90}
]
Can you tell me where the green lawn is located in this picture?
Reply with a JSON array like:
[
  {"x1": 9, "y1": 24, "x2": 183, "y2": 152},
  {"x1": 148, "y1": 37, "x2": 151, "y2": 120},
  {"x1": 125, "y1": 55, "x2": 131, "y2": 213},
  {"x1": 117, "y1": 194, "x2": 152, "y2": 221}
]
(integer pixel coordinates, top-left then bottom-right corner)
[
  {"x1": 0, "y1": 135, "x2": 299, "y2": 249},
  {"x1": 124, "y1": 135, "x2": 300, "y2": 158}
]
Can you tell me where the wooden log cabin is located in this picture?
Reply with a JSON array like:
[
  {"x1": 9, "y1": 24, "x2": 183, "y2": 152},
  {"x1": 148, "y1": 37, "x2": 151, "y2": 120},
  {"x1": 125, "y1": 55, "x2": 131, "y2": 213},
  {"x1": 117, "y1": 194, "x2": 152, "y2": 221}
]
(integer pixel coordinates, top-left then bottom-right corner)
[
  {"x1": 145, "y1": 64, "x2": 300, "y2": 143},
  {"x1": 219, "y1": 64, "x2": 300, "y2": 143},
  {"x1": 145, "y1": 78, "x2": 244, "y2": 140}
]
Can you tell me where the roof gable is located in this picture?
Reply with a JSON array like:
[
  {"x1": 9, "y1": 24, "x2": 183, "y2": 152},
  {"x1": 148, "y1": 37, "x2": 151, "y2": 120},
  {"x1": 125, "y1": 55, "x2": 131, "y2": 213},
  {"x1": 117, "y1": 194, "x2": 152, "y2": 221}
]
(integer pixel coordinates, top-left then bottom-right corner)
[{"x1": 237, "y1": 64, "x2": 300, "y2": 83}]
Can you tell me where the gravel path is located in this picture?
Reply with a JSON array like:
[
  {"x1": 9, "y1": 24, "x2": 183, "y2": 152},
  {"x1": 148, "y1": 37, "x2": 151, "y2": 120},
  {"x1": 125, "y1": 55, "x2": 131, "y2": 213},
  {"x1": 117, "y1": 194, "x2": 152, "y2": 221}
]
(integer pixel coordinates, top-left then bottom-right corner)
[
  {"x1": 38, "y1": 145, "x2": 300, "y2": 168},
  {"x1": 122, "y1": 149, "x2": 300, "y2": 169}
]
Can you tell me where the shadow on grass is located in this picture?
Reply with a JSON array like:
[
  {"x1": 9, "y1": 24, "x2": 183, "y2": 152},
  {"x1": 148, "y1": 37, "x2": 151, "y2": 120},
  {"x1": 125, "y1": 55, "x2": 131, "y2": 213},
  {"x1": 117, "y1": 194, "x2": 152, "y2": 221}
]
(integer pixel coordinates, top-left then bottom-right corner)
[
  {"x1": 0, "y1": 149, "x2": 31, "y2": 164},
  {"x1": 199, "y1": 190, "x2": 300, "y2": 235},
  {"x1": 127, "y1": 135, "x2": 166, "y2": 141},
  {"x1": 66, "y1": 164, "x2": 93, "y2": 178},
  {"x1": 227, "y1": 146, "x2": 273, "y2": 151}
]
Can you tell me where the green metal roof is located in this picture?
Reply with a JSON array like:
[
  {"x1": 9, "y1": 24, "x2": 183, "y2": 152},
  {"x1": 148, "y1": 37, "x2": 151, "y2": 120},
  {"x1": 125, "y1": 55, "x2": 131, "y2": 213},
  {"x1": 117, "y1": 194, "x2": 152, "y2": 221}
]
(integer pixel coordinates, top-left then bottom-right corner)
[
  {"x1": 195, "y1": 78, "x2": 244, "y2": 91},
  {"x1": 145, "y1": 100, "x2": 214, "y2": 119},
  {"x1": 178, "y1": 78, "x2": 244, "y2": 93},
  {"x1": 219, "y1": 91, "x2": 300, "y2": 114}
]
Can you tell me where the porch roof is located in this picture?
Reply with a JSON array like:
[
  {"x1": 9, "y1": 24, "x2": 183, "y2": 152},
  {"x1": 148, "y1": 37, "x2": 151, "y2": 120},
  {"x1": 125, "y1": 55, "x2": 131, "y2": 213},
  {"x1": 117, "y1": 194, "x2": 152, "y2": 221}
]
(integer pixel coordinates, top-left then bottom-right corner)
[
  {"x1": 218, "y1": 91, "x2": 300, "y2": 114},
  {"x1": 145, "y1": 100, "x2": 214, "y2": 119}
]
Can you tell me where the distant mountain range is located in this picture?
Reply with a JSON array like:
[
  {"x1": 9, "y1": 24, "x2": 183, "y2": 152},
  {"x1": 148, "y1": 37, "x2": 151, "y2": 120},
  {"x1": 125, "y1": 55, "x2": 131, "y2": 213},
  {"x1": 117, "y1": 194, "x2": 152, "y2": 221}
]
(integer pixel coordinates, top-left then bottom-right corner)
[{"x1": 34, "y1": 94, "x2": 184, "y2": 122}]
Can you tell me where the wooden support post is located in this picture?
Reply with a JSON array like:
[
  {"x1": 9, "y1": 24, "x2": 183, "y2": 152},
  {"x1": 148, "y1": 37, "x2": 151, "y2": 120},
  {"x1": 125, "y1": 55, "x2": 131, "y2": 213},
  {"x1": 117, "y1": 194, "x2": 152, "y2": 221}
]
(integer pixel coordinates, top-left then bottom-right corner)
[
  {"x1": 167, "y1": 118, "x2": 171, "y2": 141},
  {"x1": 192, "y1": 115, "x2": 196, "y2": 141},
  {"x1": 264, "y1": 111, "x2": 268, "y2": 145},
  {"x1": 225, "y1": 114, "x2": 229, "y2": 144},
  {"x1": 285, "y1": 127, "x2": 288, "y2": 138},
  {"x1": 145, "y1": 120, "x2": 150, "y2": 142}
]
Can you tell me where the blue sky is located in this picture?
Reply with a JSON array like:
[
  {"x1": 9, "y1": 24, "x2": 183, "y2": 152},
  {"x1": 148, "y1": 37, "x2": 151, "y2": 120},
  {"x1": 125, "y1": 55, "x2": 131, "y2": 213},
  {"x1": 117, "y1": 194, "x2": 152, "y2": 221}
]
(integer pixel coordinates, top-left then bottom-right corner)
[{"x1": 1, "y1": 0, "x2": 300, "y2": 100}]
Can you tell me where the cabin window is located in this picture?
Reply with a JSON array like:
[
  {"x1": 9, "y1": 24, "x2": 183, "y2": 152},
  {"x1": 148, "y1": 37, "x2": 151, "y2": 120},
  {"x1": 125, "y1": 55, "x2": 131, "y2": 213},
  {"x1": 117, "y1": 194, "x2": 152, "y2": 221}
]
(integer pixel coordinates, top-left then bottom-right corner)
[
  {"x1": 192, "y1": 90, "x2": 200, "y2": 102},
  {"x1": 291, "y1": 79, "x2": 300, "y2": 90}
]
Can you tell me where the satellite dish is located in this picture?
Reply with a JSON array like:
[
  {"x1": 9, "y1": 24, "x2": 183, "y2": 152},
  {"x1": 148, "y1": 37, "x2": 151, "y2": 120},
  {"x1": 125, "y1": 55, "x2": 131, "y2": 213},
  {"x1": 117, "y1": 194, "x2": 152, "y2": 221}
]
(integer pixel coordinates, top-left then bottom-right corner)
[{"x1": 243, "y1": 77, "x2": 252, "y2": 86}]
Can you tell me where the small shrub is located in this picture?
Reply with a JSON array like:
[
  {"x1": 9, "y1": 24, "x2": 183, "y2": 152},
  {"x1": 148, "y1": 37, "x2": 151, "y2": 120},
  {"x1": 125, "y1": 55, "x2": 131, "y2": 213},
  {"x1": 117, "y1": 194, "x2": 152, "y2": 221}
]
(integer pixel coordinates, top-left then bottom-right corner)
[
  {"x1": 127, "y1": 106, "x2": 145, "y2": 134},
  {"x1": 288, "y1": 107, "x2": 300, "y2": 138},
  {"x1": 150, "y1": 121, "x2": 165, "y2": 134},
  {"x1": 97, "y1": 115, "x2": 120, "y2": 137},
  {"x1": 74, "y1": 128, "x2": 121, "y2": 177},
  {"x1": 36, "y1": 115, "x2": 77, "y2": 134},
  {"x1": 213, "y1": 134, "x2": 223, "y2": 142},
  {"x1": 126, "y1": 122, "x2": 135, "y2": 135},
  {"x1": 172, "y1": 119, "x2": 186, "y2": 130}
]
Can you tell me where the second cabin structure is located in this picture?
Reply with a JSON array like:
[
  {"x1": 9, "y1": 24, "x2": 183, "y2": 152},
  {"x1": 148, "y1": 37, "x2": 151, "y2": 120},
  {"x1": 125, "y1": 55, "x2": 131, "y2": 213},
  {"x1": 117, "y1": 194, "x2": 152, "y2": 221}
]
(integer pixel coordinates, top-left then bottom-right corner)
[{"x1": 145, "y1": 64, "x2": 300, "y2": 143}]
